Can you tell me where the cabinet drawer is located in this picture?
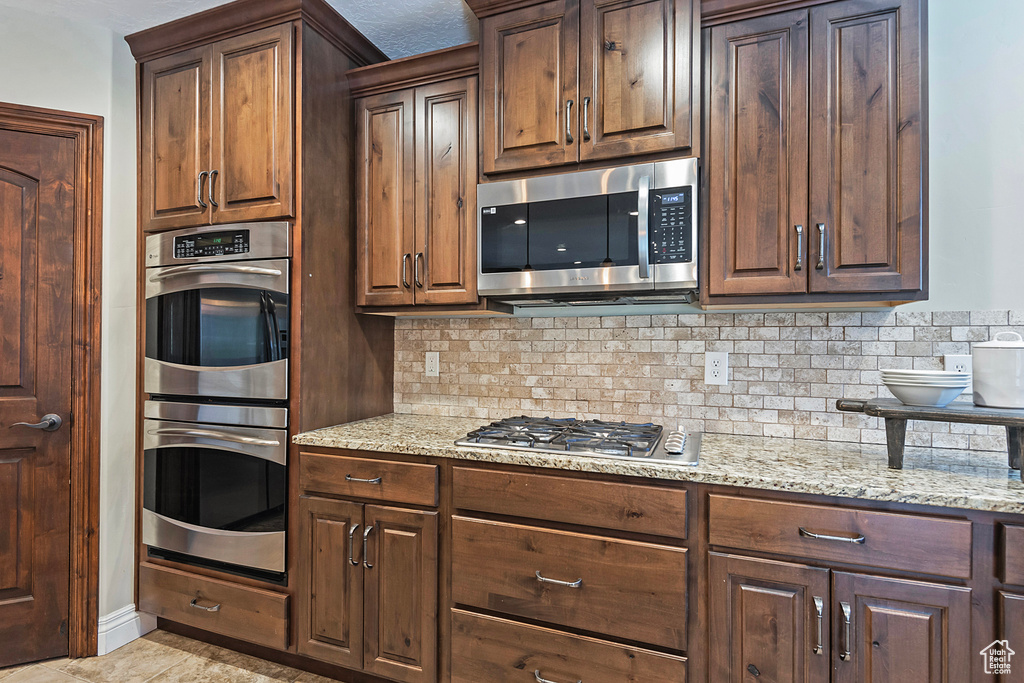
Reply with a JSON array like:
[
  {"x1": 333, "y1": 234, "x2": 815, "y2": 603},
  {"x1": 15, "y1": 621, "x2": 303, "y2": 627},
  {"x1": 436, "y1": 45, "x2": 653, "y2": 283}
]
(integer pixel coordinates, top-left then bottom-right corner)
[
  {"x1": 1002, "y1": 524, "x2": 1024, "y2": 585},
  {"x1": 138, "y1": 562, "x2": 288, "y2": 650},
  {"x1": 451, "y1": 609, "x2": 687, "y2": 683},
  {"x1": 453, "y1": 466, "x2": 687, "y2": 538},
  {"x1": 299, "y1": 452, "x2": 438, "y2": 506},
  {"x1": 451, "y1": 516, "x2": 687, "y2": 650},
  {"x1": 708, "y1": 494, "x2": 972, "y2": 579}
]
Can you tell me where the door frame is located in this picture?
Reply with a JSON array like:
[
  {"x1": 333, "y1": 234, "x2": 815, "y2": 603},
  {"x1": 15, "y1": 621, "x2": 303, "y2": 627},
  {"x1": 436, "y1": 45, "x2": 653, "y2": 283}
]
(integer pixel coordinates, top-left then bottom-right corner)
[{"x1": 0, "y1": 102, "x2": 103, "y2": 658}]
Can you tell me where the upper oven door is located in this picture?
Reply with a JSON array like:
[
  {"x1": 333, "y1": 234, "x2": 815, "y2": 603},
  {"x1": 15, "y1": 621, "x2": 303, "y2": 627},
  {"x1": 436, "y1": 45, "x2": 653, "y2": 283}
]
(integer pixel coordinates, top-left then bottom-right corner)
[{"x1": 145, "y1": 259, "x2": 290, "y2": 401}]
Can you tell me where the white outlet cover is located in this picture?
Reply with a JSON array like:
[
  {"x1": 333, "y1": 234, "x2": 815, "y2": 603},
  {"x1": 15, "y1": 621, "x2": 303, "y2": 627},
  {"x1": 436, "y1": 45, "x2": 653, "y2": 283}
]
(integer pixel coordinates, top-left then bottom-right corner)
[
  {"x1": 705, "y1": 352, "x2": 729, "y2": 386},
  {"x1": 425, "y1": 351, "x2": 439, "y2": 377},
  {"x1": 944, "y1": 354, "x2": 973, "y2": 375}
]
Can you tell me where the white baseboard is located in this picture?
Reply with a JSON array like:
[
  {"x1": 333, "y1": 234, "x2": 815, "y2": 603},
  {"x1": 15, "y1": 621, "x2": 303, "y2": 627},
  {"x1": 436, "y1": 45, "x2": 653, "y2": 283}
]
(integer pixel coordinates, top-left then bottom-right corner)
[{"x1": 97, "y1": 604, "x2": 157, "y2": 656}]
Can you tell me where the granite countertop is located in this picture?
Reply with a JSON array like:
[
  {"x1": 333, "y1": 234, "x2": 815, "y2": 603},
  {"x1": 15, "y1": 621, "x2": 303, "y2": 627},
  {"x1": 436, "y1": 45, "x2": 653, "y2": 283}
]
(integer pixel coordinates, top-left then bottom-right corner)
[{"x1": 293, "y1": 413, "x2": 1024, "y2": 515}]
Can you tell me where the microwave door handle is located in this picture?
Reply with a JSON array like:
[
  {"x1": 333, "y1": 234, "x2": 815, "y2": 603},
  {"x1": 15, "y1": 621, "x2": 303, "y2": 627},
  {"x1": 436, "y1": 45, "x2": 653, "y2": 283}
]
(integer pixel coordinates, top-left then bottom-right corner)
[
  {"x1": 637, "y1": 174, "x2": 651, "y2": 279},
  {"x1": 150, "y1": 264, "x2": 284, "y2": 281},
  {"x1": 146, "y1": 427, "x2": 281, "y2": 447}
]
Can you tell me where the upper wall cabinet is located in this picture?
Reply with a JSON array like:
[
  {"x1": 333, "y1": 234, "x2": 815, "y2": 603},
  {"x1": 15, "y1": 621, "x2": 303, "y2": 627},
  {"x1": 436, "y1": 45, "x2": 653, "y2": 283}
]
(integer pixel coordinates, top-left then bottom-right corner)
[
  {"x1": 471, "y1": 0, "x2": 698, "y2": 175},
  {"x1": 704, "y1": 0, "x2": 926, "y2": 303},
  {"x1": 140, "y1": 24, "x2": 294, "y2": 232}
]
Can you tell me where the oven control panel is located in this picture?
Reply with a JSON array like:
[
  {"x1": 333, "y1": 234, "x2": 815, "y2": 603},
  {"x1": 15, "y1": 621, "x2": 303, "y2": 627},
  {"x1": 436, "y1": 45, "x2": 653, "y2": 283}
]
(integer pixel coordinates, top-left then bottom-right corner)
[
  {"x1": 174, "y1": 230, "x2": 250, "y2": 259},
  {"x1": 649, "y1": 186, "x2": 693, "y2": 264}
]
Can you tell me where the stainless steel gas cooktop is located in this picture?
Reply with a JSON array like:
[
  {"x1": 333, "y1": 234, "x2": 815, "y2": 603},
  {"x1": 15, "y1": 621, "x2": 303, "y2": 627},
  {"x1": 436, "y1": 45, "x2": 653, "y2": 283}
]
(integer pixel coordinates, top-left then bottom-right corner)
[{"x1": 455, "y1": 416, "x2": 701, "y2": 466}]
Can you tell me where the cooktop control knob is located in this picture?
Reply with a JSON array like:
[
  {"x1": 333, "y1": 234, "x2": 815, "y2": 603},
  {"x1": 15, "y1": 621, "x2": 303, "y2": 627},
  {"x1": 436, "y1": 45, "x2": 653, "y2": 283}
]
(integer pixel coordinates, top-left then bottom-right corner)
[{"x1": 663, "y1": 430, "x2": 686, "y2": 455}]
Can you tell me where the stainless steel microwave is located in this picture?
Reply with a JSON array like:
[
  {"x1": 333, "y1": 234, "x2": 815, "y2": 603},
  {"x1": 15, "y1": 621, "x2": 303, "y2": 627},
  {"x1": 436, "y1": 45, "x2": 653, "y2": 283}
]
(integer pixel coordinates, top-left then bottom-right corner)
[{"x1": 477, "y1": 158, "x2": 698, "y2": 299}]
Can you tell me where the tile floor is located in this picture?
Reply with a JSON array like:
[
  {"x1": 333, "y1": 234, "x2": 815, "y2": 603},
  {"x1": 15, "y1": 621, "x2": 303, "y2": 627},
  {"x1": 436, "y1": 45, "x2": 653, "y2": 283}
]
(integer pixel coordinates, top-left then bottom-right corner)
[{"x1": 0, "y1": 630, "x2": 337, "y2": 682}]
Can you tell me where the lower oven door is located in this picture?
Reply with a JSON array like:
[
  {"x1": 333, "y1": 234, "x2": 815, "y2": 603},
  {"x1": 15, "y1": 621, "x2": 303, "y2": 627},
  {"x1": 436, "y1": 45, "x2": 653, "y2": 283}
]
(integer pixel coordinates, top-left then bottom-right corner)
[{"x1": 142, "y1": 419, "x2": 287, "y2": 572}]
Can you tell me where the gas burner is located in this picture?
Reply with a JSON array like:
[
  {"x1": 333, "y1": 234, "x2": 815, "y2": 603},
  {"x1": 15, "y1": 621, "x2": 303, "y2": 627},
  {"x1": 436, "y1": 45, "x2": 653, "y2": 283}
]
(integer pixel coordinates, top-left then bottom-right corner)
[{"x1": 456, "y1": 416, "x2": 700, "y2": 465}]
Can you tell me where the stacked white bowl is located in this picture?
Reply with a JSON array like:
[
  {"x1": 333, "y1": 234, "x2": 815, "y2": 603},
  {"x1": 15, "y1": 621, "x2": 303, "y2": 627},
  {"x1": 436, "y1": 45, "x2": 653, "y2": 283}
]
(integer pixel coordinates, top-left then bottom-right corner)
[{"x1": 880, "y1": 369, "x2": 971, "y2": 408}]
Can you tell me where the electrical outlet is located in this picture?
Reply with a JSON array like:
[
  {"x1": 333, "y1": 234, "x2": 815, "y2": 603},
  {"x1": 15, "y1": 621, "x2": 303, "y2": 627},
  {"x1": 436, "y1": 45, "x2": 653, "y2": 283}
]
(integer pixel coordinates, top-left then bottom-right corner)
[
  {"x1": 705, "y1": 351, "x2": 729, "y2": 386},
  {"x1": 944, "y1": 354, "x2": 973, "y2": 375},
  {"x1": 425, "y1": 351, "x2": 439, "y2": 377}
]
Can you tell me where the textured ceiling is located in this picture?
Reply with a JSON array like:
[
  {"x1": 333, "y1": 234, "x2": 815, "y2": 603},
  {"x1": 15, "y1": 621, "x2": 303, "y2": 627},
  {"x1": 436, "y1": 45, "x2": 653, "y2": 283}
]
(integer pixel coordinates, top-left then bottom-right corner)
[{"x1": 0, "y1": 0, "x2": 479, "y2": 58}]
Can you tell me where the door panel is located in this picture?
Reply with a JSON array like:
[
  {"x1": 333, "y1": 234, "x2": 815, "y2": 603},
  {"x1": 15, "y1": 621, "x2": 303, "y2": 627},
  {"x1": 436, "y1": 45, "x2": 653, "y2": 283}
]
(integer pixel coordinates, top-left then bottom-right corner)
[
  {"x1": 709, "y1": 553, "x2": 830, "y2": 683},
  {"x1": 580, "y1": 0, "x2": 695, "y2": 160},
  {"x1": 809, "y1": 0, "x2": 924, "y2": 293},
  {"x1": 356, "y1": 91, "x2": 416, "y2": 306},
  {"x1": 0, "y1": 129, "x2": 75, "y2": 666},
  {"x1": 210, "y1": 24, "x2": 294, "y2": 223},
  {"x1": 141, "y1": 46, "x2": 211, "y2": 231},
  {"x1": 414, "y1": 77, "x2": 478, "y2": 305},
  {"x1": 833, "y1": 572, "x2": 971, "y2": 683},
  {"x1": 707, "y1": 10, "x2": 809, "y2": 296},
  {"x1": 363, "y1": 506, "x2": 437, "y2": 683},
  {"x1": 481, "y1": 0, "x2": 579, "y2": 173},
  {"x1": 1001, "y1": 593, "x2": 1024, "y2": 682},
  {"x1": 296, "y1": 496, "x2": 363, "y2": 669}
]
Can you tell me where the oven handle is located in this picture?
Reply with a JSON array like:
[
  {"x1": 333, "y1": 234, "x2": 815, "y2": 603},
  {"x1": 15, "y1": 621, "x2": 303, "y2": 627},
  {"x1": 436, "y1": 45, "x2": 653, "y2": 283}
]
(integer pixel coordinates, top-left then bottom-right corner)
[
  {"x1": 637, "y1": 174, "x2": 651, "y2": 279},
  {"x1": 146, "y1": 427, "x2": 281, "y2": 447},
  {"x1": 149, "y1": 264, "x2": 283, "y2": 281}
]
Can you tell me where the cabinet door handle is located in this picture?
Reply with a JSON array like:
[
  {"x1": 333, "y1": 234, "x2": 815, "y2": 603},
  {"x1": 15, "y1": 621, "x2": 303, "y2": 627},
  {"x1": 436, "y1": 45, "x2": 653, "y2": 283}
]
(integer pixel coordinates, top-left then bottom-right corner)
[
  {"x1": 402, "y1": 253, "x2": 411, "y2": 288},
  {"x1": 197, "y1": 171, "x2": 209, "y2": 209},
  {"x1": 348, "y1": 523, "x2": 361, "y2": 566},
  {"x1": 582, "y1": 96, "x2": 591, "y2": 142},
  {"x1": 534, "y1": 670, "x2": 581, "y2": 683},
  {"x1": 799, "y1": 527, "x2": 865, "y2": 544},
  {"x1": 840, "y1": 601, "x2": 852, "y2": 661},
  {"x1": 535, "y1": 570, "x2": 582, "y2": 588},
  {"x1": 189, "y1": 598, "x2": 221, "y2": 612},
  {"x1": 813, "y1": 596, "x2": 824, "y2": 655},
  {"x1": 345, "y1": 474, "x2": 382, "y2": 485},
  {"x1": 363, "y1": 525, "x2": 374, "y2": 569},
  {"x1": 795, "y1": 225, "x2": 804, "y2": 271},
  {"x1": 415, "y1": 252, "x2": 424, "y2": 288},
  {"x1": 816, "y1": 223, "x2": 826, "y2": 270},
  {"x1": 565, "y1": 100, "x2": 574, "y2": 145},
  {"x1": 208, "y1": 169, "x2": 219, "y2": 207}
]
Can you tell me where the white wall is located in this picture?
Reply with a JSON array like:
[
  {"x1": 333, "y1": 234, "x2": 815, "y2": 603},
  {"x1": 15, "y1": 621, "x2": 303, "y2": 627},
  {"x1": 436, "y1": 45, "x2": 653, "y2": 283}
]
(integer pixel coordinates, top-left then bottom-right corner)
[
  {"x1": 0, "y1": 4, "x2": 144, "y2": 652},
  {"x1": 912, "y1": 0, "x2": 1024, "y2": 312}
]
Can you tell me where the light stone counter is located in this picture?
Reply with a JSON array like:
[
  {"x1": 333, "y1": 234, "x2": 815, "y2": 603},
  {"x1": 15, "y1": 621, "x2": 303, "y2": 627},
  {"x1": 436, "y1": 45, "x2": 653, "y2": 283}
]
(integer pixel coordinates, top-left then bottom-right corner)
[{"x1": 293, "y1": 413, "x2": 1024, "y2": 515}]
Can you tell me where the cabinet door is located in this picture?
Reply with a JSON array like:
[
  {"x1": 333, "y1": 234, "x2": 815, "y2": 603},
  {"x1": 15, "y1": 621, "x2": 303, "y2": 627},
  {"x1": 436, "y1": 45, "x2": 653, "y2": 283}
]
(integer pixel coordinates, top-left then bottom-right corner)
[
  {"x1": 356, "y1": 91, "x2": 416, "y2": 306},
  {"x1": 363, "y1": 505, "x2": 438, "y2": 683},
  {"x1": 295, "y1": 496, "x2": 364, "y2": 670},
  {"x1": 414, "y1": 77, "x2": 478, "y2": 305},
  {"x1": 808, "y1": 0, "x2": 925, "y2": 294},
  {"x1": 140, "y1": 45, "x2": 211, "y2": 231},
  {"x1": 1001, "y1": 593, "x2": 1024, "y2": 682},
  {"x1": 707, "y1": 10, "x2": 810, "y2": 296},
  {"x1": 833, "y1": 572, "x2": 971, "y2": 683},
  {"x1": 480, "y1": 0, "x2": 579, "y2": 174},
  {"x1": 209, "y1": 24, "x2": 294, "y2": 224},
  {"x1": 709, "y1": 553, "x2": 831, "y2": 683},
  {"x1": 578, "y1": 0, "x2": 695, "y2": 161}
]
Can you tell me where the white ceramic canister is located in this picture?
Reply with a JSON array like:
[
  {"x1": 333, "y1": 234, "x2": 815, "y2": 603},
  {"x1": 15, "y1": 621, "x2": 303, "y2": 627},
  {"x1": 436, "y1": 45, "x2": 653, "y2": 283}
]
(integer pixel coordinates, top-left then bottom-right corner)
[{"x1": 973, "y1": 331, "x2": 1024, "y2": 408}]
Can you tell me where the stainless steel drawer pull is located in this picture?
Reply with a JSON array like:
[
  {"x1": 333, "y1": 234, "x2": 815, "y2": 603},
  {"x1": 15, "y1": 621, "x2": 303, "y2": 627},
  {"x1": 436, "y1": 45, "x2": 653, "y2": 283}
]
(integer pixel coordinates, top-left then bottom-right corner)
[
  {"x1": 189, "y1": 598, "x2": 221, "y2": 612},
  {"x1": 402, "y1": 253, "x2": 411, "y2": 288},
  {"x1": 534, "y1": 670, "x2": 581, "y2": 683},
  {"x1": 208, "y1": 169, "x2": 219, "y2": 207},
  {"x1": 197, "y1": 171, "x2": 209, "y2": 209},
  {"x1": 147, "y1": 427, "x2": 280, "y2": 447},
  {"x1": 348, "y1": 523, "x2": 361, "y2": 566},
  {"x1": 813, "y1": 596, "x2": 824, "y2": 655},
  {"x1": 415, "y1": 252, "x2": 424, "y2": 288},
  {"x1": 565, "y1": 100, "x2": 574, "y2": 145},
  {"x1": 795, "y1": 225, "x2": 804, "y2": 271},
  {"x1": 535, "y1": 570, "x2": 582, "y2": 588},
  {"x1": 582, "y1": 96, "x2": 591, "y2": 141},
  {"x1": 840, "y1": 601, "x2": 852, "y2": 661},
  {"x1": 363, "y1": 525, "x2": 374, "y2": 569},
  {"x1": 345, "y1": 474, "x2": 382, "y2": 484},
  {"x1": 799, "y1": 527, "x2": 866, "y2": 544},
  {"x1": 816, "y1": 223, "x2": 826, "y2": 270}
]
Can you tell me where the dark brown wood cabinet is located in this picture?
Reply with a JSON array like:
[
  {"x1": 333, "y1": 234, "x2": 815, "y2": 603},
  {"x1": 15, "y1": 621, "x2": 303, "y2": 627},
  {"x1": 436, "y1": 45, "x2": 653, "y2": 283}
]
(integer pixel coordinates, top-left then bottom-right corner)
[
  {"x1": 1001, "y1": 592, "x2": 1024, "y2": 682},
  {"x1": 353, "y1": 45, "x2": 479, "y2": 309},
  {"x1": 705, "y1": 0, "x2": 926, "y2": 303},
  {"x1": 474, "y1": 0, "x2": 698, "y2": 174},
  {"x1": 297, "y1": 495, "x2": 438, "y2": 683},
  {"x1": 140, "y1": 23, "x2": 294, "y2": 231}
]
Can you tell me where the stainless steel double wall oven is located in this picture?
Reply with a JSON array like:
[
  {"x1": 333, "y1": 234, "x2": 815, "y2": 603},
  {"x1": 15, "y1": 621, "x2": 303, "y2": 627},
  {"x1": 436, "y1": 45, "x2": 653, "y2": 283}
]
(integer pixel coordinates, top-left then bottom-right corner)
[{"x1": 143, "y1": 222, "x2": 290, "y2": 579}]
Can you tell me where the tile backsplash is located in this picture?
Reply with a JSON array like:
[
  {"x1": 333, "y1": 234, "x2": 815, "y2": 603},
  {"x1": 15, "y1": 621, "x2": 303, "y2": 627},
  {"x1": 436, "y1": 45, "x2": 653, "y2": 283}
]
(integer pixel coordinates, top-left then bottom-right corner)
[{"x1": 394, "y1": 310, "x2": 1024, "y2": 451}]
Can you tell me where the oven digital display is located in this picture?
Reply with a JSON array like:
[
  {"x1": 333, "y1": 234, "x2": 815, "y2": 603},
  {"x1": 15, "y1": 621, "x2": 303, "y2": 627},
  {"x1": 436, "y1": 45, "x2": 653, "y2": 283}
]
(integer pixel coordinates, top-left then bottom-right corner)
[
  {"x1": 174, "y1": 230, "x2": 250, "y2": 258},
  {"x1": 659, "y1": 193, "x2": 686, "y2": 204}
]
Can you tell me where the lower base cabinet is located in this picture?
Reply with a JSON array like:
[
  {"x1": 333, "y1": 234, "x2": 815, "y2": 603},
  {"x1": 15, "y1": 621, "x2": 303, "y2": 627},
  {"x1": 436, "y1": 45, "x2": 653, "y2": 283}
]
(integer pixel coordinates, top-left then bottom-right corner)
[
  {"x1": 1001, "y1": 593, "x2": 1024, "y2": 683},
  {"x1": 450, "y1": 609, "x2": 687, "y2": 683}
]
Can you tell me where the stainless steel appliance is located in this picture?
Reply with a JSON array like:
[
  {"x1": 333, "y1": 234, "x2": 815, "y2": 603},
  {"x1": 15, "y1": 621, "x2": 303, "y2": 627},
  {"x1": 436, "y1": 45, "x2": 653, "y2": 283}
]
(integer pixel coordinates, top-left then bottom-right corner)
[
  {"x1": 142, "y1": 401, "x2": 287, "y2": 574},
  {"x1": 477, "y1": 158, "x2": 698, "y2": 300},
  {"x1": 144, "y1": 223, "x2": 290, "y2": 402},
  {"x1": 455, "y1": 416, "x2": 701, "y2": 466}
]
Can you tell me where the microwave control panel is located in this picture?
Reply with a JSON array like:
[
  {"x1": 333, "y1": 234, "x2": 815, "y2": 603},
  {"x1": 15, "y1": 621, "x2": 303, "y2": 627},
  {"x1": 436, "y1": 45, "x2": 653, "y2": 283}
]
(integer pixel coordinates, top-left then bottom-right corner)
[
  {"x1": 650, "y1": 186, "x2": 693, "y2": 264},
  {"x1": 174, "y1": 230, "x2": 251, "y2": 259}
]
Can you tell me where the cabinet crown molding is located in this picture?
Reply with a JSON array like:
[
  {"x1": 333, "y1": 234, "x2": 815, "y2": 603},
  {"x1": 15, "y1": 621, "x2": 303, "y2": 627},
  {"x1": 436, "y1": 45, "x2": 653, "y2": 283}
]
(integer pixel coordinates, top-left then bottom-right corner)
[
  {"x1": 465, "y1": 0, "x2": 552, "y2": 19},
  {"x1": 348, "y1": 43, "x2": 479, "y2": 98},
  {"x1": 125, "y1": 0, "x2": 386, "y2": 65}
]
